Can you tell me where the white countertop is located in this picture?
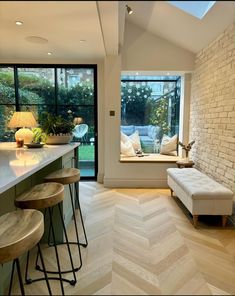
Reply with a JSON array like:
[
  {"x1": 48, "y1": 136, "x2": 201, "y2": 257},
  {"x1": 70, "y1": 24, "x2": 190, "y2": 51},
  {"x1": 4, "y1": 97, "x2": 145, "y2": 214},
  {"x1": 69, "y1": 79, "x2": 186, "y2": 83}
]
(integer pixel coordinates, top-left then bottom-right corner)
[{"x1": 0, "y1": 142, "x2": 79, "y2": 194}]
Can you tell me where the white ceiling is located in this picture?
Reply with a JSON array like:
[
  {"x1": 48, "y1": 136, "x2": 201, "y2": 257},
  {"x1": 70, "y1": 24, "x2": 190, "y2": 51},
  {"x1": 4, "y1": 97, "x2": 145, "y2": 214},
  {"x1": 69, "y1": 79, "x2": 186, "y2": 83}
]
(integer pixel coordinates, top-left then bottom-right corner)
[
  {"x1": 126, "y1": 1, "x2": 235, "y2": 53},
  {"x1": 0, "y1": 1, "x2": 234, "y2": 62},
  {"x1": 0, "y1": 1, "x2": 107, "y2": 62}
]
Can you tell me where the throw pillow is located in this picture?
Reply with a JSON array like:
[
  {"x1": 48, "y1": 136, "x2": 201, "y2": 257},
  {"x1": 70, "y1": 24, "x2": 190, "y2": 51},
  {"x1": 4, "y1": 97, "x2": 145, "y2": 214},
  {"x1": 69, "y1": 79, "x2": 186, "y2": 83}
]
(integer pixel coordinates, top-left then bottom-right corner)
[
  {"x1": 121, "y1": 131, "x2": 129, "y2": 143},
  {"x1": 160, "y1": 134, "x2": 178, "y2": 156},
  {"x1": 120, "y1": 139, "x2": 136, "y2": 156},
  {"x1": 129, "y1": 130, "x2": 141, "y2": 151},
  {"x1": 121, "y1": 131, "x2": 141, "y2": 151}
]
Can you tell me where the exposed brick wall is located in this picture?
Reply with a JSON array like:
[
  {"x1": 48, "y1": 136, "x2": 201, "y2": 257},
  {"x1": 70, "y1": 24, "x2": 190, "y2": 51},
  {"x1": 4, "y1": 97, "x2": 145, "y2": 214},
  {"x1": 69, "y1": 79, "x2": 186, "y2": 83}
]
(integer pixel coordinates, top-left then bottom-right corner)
[{"x1": 190, "y1": 23, "x2": 235, "y2": 196}]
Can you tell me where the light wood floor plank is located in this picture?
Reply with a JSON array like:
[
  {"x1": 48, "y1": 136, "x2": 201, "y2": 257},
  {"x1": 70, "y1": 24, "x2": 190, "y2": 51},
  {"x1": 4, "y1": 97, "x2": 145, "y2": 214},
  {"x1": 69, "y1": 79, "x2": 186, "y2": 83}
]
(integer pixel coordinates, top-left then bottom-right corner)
[{"x1": 10, "y1": 182, "x2": 235, "y2": 295}]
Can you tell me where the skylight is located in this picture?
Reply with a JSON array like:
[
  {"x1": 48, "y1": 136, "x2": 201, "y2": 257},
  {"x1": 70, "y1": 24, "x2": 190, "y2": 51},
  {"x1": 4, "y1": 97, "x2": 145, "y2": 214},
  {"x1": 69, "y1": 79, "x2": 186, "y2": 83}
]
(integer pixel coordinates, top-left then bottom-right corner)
[{"x1": 168, "y1": 1, "x2": 216, "y2": 19}]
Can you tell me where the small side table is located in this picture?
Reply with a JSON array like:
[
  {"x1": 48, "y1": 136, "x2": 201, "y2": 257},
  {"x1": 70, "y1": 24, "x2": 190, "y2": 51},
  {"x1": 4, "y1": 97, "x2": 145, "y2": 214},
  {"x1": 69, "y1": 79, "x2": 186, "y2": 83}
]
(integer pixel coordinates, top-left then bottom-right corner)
[{"x1": 176, "y1": 160, "x2": 194, "y2": 168}]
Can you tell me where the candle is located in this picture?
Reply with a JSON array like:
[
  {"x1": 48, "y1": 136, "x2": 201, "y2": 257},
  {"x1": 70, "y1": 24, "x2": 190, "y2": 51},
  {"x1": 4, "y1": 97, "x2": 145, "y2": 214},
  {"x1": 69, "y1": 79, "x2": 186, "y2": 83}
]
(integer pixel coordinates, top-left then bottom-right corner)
[{"x1": 16, "y1": 138, "x2": 24, "y2": 148}]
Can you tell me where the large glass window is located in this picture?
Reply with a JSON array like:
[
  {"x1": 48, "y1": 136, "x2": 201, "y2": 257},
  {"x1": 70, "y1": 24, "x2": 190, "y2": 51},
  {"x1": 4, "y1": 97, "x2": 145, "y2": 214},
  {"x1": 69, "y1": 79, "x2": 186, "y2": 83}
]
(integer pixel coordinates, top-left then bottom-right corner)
[
  {"x1": 57, "y1": 68, "x2": 95, "y2": 177},
  {"x1": 18, "y1": 67, "x2": 56, "y2": 119},
  {"x1": 0, "y1": 67, "x2": 16, "y2": 141},
  {"x1": 0, "y1": 65, "x2": 97, "y2": 179},
  {"x1": 121, "y1": 75, "x2": 181, "y2": 154}
]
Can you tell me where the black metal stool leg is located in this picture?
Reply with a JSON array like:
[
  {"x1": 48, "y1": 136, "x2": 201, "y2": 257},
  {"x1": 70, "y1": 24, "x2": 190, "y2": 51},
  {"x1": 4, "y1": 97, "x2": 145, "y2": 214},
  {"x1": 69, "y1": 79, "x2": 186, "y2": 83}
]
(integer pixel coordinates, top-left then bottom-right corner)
[
  {"x1": 74, "y1": 182, "x2": 88, "y2": 247},
  {"x1": 35, "y1": 203, "x2": 78, "y2": 280},
  {"x1": 8, "y1": 259, "x2": 16, "y2": 296},
  {"x1": 48, "y1": 207, "x2": 64, "y2": 296},
  {"x1": 47, "y1": 207, "x2": 54, "y2": 247},
  {"x1": 9, "y1": 258, "x2": 25, "y2": 296},
  {"x1": 35, "y1": 207, "x2": 52, "y2": 271},
  {"x1": 57, "y1": 203, "x2": 78, "y2": 281},
  {"x1": 27, "y1": 207, "x2": 74, "y2": 291},
  {"x1": 16, "y1": 258, "x2": 25, "y2": 296},
  {"x1": 69, "y1": 184, "x2": 83, "y2": 270},
  {"x1": 37, "y1": 243, "x2": 52, "y2": 295},
  {"x1": 25, "y1": 251, "x2": 31, "y2": 284}
]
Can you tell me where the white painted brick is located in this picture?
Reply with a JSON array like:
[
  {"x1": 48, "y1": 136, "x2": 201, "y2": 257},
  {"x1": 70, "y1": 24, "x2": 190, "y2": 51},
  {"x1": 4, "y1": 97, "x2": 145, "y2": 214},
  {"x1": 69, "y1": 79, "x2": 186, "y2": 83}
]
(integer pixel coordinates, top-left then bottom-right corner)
[{"x1": 190, "y1": 23, "x2": 235, "y2": 195}]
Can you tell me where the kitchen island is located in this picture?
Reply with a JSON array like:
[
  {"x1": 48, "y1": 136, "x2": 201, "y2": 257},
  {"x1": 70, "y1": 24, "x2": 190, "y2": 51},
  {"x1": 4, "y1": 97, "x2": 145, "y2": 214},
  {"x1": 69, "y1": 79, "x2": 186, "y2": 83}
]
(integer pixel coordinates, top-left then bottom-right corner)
[{"x1": 0, "y1": 142, "x2": 79, "y2": 294}]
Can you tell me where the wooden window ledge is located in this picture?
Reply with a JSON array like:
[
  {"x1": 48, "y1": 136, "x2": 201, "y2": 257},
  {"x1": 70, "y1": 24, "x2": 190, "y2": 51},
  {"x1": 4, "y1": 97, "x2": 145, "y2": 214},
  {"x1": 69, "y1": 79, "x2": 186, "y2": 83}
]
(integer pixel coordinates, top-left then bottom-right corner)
[{"x1": 120, "y1": 153, "x2": 182, "y2": 163}]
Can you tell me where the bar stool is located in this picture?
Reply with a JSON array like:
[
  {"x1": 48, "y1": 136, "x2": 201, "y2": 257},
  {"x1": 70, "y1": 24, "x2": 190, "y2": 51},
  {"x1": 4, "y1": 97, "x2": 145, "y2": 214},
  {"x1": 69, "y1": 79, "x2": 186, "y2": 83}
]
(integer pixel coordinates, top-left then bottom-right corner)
[
  {"x1": 0, "y1": 209, "x2": 51, "y2": 295},
  {"x1": 15, "y1": 182, "x2": 77, "y2": 296},
  {"x1": 44, "y1": 168, "x2": 88, "y2": 271}
]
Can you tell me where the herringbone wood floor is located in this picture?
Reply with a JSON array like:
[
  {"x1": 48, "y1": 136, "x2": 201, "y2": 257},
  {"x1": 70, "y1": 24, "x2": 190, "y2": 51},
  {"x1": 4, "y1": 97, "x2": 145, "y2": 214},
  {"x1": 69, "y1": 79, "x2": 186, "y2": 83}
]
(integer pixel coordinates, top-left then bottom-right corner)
[{"x1": 11, "y1": 182, "x2": 235, "y2": 295}]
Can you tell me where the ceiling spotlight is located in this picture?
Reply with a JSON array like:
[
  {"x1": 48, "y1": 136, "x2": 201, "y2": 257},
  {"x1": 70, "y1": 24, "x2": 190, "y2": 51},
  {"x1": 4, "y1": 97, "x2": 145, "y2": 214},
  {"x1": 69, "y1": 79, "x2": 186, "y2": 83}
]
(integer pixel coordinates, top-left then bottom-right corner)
[
  {"x1": 15, "y1": 21, "x2": 23, "y2": 26},
  {"x1": 47, "y1": 52, "x2": 52, "y2": 55},
  {"x1": 80, "y1": 39, "x2": 86, "y2": 43},
  {"x1": 126, "y1": 5, "x2": 133, "y2": 15}
]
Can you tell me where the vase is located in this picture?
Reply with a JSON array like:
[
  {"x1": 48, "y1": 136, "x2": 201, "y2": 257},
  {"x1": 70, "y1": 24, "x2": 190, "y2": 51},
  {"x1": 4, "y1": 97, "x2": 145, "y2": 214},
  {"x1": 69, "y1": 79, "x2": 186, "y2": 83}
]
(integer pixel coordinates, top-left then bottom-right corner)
[
  {"x1": 185, "y1": 150, "x2": 189, "y2": 162},
  {"x1": 46, "y1": 134, "x2": 73, "y2": 145}
]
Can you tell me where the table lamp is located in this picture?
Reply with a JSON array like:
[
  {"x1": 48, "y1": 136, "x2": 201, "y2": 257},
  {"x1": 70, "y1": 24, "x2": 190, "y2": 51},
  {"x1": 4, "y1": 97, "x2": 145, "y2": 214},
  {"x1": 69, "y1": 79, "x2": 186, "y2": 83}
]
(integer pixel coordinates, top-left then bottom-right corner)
[{"x1": 8, "y1": 111, "x2": 37, "y2": 144}]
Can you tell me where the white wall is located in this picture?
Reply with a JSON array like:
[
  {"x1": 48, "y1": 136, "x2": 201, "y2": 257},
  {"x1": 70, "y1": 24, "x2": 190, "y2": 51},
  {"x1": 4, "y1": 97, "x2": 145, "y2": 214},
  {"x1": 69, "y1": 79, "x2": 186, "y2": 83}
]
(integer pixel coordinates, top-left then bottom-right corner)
[
  {"x1": 122, "y1": 21, "x2": 195, "y2": 71},
  {"x1": 102, "y1": 22, "x2": 194, "y2": 187},
  {"x1": 1, "y1": 21, "x2": 196, "y2": 188}
]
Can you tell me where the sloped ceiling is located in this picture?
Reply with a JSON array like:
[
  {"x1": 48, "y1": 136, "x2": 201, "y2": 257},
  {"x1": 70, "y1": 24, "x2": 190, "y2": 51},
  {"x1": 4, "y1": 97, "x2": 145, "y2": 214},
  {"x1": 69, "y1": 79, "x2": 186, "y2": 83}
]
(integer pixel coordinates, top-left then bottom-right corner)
[
  {"x1": 0, "y1": 1, "x2": 234, "y2": 62},
  {"x1": 126, "y1": 1, "x2": 235, "y2": 53}
]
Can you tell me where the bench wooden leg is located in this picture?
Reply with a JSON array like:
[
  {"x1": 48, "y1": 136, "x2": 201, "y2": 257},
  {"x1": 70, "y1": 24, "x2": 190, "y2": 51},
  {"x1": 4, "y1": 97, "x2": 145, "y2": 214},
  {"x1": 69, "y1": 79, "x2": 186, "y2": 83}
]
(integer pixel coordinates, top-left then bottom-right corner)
[
  {"x1": 222, "y1": 215, "x2": 228, "y2": 227},
  {"x1": 170, "y1": 188, "x2": 173, "y2": 197},
  {"x1": 193, "y1": 215, "x2": 199, "y2": 228}
]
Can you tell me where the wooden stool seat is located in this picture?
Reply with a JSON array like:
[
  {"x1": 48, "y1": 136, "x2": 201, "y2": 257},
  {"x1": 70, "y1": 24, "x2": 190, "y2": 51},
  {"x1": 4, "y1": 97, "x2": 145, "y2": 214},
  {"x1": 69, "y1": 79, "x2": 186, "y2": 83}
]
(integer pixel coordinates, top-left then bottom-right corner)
[
  {"x1": 15, "y1": 182, "x2": 64, "y2": 210},
  {"x1": 45, "y1": 168, "x2": 80, "y2": 185},
  {"x1": 0, "y1": 210, "x2": 44, "y2": 264}
]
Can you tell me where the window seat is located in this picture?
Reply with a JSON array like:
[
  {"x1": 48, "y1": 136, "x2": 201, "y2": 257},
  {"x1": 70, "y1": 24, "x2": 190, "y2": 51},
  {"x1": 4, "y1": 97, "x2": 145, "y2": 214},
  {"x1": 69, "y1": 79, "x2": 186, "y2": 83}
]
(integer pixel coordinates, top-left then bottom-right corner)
[{"x1": 120, "y1": 153, "x2": 181, "y2": 163}]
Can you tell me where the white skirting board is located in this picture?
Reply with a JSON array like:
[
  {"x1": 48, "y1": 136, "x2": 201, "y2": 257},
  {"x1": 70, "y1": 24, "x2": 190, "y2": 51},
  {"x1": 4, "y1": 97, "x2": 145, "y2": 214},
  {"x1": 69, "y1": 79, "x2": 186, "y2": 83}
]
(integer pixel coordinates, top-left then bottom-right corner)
[{"x1": 103, "y1": 177, "x2": 167, "y2": 188}]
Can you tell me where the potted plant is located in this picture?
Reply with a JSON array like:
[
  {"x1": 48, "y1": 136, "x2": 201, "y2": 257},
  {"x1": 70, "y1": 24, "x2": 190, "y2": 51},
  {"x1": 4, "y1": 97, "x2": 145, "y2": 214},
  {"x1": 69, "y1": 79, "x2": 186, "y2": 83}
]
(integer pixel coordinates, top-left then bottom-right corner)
[
  {"x1": 32, "y1": 127, "x2": 47, "y2": 144},
  {"x1": 39, "y1": 111, "x2": 75, "y2": 144},
  {"x1": 178, "y1": 140, "x2": 195, "y2": 160}
]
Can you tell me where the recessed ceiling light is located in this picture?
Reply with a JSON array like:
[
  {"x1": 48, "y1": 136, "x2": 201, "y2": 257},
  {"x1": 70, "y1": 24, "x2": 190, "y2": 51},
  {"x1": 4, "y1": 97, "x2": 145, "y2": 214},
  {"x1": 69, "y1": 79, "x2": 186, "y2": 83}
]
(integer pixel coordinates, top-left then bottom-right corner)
[
  {"x1": 167, "y1": 72, "x2": 170, "y2": 75},
  {"x1": 47, "y1": 52, "x2": 52, "y2": 55},
  {"x1": 15, "y1": 21, "x2": 23, "y2": 26},
  {"x1": 80, "y1": 39, "x2": 86, "y2": 43},
  {"x1": 136, "y1": 72, "x2": 139, "y2": 75}
]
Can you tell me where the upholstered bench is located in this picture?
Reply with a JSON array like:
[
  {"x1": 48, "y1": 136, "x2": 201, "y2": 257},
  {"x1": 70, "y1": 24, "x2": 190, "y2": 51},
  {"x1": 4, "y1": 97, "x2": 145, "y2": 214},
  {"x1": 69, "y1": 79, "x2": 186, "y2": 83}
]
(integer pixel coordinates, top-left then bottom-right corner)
[{"x1": 167, "y1": 168, "x2": 233, "y2": 227}]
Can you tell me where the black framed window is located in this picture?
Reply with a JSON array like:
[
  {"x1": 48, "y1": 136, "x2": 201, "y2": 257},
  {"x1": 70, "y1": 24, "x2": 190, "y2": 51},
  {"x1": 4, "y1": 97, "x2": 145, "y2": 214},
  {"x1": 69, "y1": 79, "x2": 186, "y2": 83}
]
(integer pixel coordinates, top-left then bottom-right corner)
[{"x1": 0, "y1": 64, "x2": 97, "y2": 179}]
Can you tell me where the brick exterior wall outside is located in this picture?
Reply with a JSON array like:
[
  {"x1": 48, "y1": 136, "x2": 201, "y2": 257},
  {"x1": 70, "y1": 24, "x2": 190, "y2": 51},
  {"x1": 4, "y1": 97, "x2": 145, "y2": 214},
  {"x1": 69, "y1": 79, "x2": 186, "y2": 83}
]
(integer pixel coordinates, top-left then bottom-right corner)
[{"x1": 190, "y1": 23, "x2": 235, "y2": 196}]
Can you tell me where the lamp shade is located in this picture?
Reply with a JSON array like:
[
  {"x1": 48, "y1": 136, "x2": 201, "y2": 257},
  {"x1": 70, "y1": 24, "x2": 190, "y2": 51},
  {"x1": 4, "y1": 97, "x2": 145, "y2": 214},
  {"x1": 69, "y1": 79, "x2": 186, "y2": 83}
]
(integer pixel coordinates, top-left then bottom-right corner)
[
  {"x1": 8, "y1": 112, "x2": 37, "y2": 128},
  {"x1": 8, "y1": 112, "x2": 37, "y2": 144}
]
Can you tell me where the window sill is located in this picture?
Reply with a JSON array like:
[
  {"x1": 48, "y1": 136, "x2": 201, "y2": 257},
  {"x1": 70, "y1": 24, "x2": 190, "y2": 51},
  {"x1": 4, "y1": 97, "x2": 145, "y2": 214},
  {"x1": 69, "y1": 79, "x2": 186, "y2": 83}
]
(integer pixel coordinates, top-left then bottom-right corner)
[{"x1": 120, "y1": 153, "x2": 181, "y2": 163}]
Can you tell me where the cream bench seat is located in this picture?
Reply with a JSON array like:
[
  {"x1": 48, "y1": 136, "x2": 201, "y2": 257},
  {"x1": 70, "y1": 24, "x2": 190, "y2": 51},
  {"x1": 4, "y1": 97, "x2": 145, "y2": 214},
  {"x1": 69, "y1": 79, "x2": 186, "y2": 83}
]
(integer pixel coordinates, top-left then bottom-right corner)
[{"x1": 167, "y1": 168, "x2": 233, "y2": 227}]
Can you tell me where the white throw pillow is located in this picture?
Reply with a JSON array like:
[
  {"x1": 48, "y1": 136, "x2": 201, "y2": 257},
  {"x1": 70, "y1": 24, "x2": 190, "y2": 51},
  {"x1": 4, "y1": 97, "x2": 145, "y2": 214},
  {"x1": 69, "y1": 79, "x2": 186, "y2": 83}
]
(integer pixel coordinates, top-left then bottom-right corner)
[
  {"x1": 160, "y1": 134, "x2": 178, "y2": 156},
  {"x1": 121, "y1": 131, "x2": 129, "y2": 143},
  {"x1": 121, "y1": 131, "x2": 141, "y2": 152},
  {"x1": 121, "y1": 139, "x2": 136, "y2": 156},
  {"x1": 129, "y1": 130, "x2": 141, "y2": 151}
]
